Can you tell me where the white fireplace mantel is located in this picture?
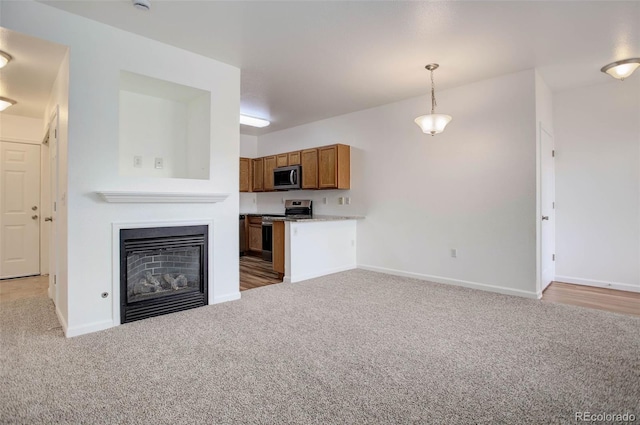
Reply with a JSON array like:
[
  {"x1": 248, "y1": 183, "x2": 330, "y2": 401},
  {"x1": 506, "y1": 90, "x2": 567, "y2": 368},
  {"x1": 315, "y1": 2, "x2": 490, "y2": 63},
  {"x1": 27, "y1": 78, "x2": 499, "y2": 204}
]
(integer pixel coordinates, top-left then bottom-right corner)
[{"x1": 97, "y1": 191, "x2": 229, "y2": 203}]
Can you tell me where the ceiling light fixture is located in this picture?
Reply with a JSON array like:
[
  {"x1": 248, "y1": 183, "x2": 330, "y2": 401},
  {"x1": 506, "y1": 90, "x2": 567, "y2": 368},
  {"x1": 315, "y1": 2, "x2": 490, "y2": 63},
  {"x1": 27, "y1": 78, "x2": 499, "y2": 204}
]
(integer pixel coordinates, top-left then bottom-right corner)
[
  {"x1": 0, "y1": 96, "x2": 17, "y2": 112},
  {"x1": 414, "y1": 64, "x2": 452, "y2": 136},
  {"x1": 240, "y1": 114, "x2": 270, "y2": 128},
  {"x1": 0, "y1": 51, "x2": 12, "y2": 69},
  {"x1": 600, "y1": 58, "x2": 640, "y2": 81},
  {"x1": 132, "y1": 0, "x2": 151, "y2": 11}
]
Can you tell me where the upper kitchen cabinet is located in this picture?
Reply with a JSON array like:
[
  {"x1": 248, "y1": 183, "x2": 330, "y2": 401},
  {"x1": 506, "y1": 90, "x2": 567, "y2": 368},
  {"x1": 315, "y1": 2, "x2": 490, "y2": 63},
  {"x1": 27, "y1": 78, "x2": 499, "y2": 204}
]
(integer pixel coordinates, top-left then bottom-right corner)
[
  {"x1": 263, "y1": 155, "x2": 277, "y2": 191},
  {"x1": 239, "y1": 157, "x2": 251, "y2": 192},
  {"x1": 276, "y1": 154, "x2": 288, "y2": 168},
  {"x1": 288, "y1": 151, "x2": 301, "y2": 166},
  {"x1": 301, "y1": 148, "x2": 319, "y2": 189},
  {"x1": 319, "y1": 144, "x2": 350, "y2": 189},
  {"x1": 252, "y1": 158, "x2": 264, "y2": 192}
]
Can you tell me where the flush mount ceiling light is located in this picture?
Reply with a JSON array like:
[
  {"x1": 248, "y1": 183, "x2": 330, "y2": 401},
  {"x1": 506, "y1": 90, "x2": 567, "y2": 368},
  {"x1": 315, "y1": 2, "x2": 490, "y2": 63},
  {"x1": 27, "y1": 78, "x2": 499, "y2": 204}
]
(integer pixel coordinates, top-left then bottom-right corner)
[
  {"x1": 132, "y1": 0, "x2": 150, "y2": 11},
  {"x1": 0, "y1": 96, "x2": 17, "y2": 112},
  {"x1": 240, "y1": 114, "x2": 270, "y2": 128},
  {"x1": 600, "y1": 58, "x2": 640, "y2": 80},
  {"x1": 0, "y1": 51, "x2": 12, "y2": 69},
  {"x1": 414, "y1": 64, "x2": 452, "y2": 136}
]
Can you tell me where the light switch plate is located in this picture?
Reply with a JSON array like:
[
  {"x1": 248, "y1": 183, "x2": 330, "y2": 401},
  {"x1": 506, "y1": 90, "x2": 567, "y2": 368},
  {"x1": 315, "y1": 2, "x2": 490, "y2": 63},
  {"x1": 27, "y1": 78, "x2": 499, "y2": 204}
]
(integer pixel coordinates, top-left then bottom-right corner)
[
  {"x1": 154, "y1": 157, "x2": 163, "y2": 169},
  {"x1": 133, "y1": 156, "x2": 142, "y2": 168}
]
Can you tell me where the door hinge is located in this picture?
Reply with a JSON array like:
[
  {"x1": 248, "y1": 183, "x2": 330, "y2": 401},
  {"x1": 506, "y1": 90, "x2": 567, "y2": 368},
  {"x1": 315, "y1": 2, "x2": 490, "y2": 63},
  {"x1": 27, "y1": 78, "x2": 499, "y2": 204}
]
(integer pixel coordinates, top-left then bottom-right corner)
[
  {"x1": 54, "y1": 275, "x2": 57, "y2": 285},
  {"x1": 54, "y1": 202, "x2": 57, "y2": 212},
  {"x1": 552, "y1": 202, "x2": 555, "y2": 209},
  {"x1": 55, "y1": 129, "x2": 57, "y2": 138},
  {"x1": 552, "y1": 150, "x2": 555, "y2": 157},
  {"x1": 552, "y1": 254, "x2": 555, "y2": 261}
]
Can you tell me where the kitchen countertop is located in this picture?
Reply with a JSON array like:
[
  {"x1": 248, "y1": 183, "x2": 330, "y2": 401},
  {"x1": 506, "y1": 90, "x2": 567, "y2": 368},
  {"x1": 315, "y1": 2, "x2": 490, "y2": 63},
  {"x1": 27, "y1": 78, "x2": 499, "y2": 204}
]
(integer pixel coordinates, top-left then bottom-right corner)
[{"x1": 240, "y1": 213, "x2": 364, "y2": 222}]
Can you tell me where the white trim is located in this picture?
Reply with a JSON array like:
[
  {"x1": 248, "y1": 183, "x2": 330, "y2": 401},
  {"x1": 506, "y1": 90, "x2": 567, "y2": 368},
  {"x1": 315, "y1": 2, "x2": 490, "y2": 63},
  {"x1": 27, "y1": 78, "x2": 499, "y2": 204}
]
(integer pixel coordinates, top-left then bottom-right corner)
[
  {"x1": 0, "y1": 136, "x2": 42, "y2": 145},
  {"x1": 65, "y1": 320, "x2": 114, "y2": 338},
  {"x1": 111, "y1": 219, "x2": 215, "y2": 327},
  {"x1": 284, "y1": 264, "x2": 357, "y2": 284},
  {"x1": 55, "y1": 304, "x2": 68, "y2": 335},
  {"x1": 212, "y1": 292, "x2": 241, "y2": 304},
  {"x1": 97, "y1": 191, "x2": 229, "y2": 203},
  {"x1": 358, "y1": 264, "x2": 541, "y2": 299},
  {"x1": 554, "y1": 275, "x2": 640, "y2": 293}
]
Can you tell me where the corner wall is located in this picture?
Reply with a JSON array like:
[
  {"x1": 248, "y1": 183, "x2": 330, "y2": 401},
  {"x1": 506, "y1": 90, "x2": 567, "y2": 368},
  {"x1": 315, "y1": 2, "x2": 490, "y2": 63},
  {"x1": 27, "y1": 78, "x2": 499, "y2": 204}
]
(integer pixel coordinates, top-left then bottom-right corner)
[
  {"x1": 554, "y1": 78, "x2": 640, "y2": 292},
  {"x1": 255, "y1": 70, "x2": 539, "y2": 297},
  {"x1": 1, "y1": 1, "x2": 241, "y2": 335}
]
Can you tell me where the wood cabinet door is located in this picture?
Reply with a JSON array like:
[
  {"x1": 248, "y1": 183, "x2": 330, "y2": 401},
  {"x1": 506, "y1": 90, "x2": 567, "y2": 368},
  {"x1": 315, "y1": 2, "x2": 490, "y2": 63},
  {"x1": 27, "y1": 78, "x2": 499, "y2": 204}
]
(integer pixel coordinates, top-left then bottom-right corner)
[
  {"x1": 239, "y1": 157, "x2": 251, "y2": 192},
  {"x1": 318, "y1": 144, "x2": 350, "y2": 189},
  {"x1": 263, "y1": 155, "x2": 276, "y2": 191},
  {"x1": 301, "y1": 148, "x2": 318, "y2": 189},
  {"x1": 288, "y1": 151, "x2": 301, "y2": 165},
  {"x1": 248, "y1": 224, "x2": 262, "y2": 252},
  {"x1": 251, "y1": 158, "x2": 264, "y2": 191},
  {"x1": 276, "y1": 154, "x2": 288, "y2": 168}
]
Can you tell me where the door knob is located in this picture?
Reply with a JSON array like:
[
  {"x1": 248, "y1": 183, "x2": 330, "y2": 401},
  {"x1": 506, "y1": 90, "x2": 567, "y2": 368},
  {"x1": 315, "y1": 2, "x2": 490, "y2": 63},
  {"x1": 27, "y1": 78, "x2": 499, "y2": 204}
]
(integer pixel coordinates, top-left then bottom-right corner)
[
  {"x1": 44, "y1": 217, "x2": 53, "y2": 222},
  {"x1": 32, "y1": 215, "x2": 39, "y2": 220},
  {"x1": 542, "y1": 216, "x2": 549, "y2": 221},
  {"x1": 32, "y1": 206, "x2": 38, "y2": 211}
]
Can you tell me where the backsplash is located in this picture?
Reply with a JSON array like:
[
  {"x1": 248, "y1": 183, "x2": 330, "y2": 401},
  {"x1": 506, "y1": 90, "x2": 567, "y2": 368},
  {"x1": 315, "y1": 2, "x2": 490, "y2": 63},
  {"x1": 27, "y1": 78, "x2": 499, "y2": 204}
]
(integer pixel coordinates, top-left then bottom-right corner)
[{"x1": 253, "y1": 190, "x2": 356, "y2": 215}]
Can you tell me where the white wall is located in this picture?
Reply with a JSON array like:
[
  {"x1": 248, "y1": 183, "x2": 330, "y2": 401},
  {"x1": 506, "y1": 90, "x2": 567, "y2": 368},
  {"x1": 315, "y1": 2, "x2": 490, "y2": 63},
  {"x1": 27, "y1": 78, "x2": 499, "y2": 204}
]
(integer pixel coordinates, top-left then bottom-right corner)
[
  {"x1": 2, "y1": 1, "x2": 241, "y2": 336},
  {"x1": 554, "y1": 78, "x2": 640, "y2": 292},
  {"x1": 0, "y1": 114, "x2": 43, "y2": 143},
  {"x1": 256, "y1": 70, "x2": 539, "y2": 297},
  {"x1": 239, "y1": 133, "x2": 258, "y2": 213}
]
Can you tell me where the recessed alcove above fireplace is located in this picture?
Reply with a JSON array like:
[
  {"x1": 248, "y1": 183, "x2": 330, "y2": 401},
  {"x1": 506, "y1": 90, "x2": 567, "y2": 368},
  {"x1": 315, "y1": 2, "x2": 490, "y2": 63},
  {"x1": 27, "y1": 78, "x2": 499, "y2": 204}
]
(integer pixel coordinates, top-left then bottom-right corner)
[{"x1": 119, "y1": 224, "x2": 209, "y2": 323}]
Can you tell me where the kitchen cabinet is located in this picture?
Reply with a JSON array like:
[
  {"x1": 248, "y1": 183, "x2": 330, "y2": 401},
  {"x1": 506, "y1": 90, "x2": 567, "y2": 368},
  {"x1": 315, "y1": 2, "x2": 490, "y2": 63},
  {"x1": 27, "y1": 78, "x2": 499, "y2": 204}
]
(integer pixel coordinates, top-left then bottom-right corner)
[
  {"x1": 239, "y1": 157, "x2": 251, "y2": 192},
  {"x1": 273, "y1": 221, "x2": 285, "y2": 277},
  {"x1": 301, "y1": 148, "x2": 318, "y2": 189},
  {"x1": 251, "y1": 158, "x2": 264, "y2": 192},
  {"x1": 248, "y1": 216, "x2": 262, "y2": 253},
  {"x1": 263, "y1": 156, "x2": 277, "y2": 191},
  {"x1": 276, "y1": 154, "x2": 288, "y2": 168},
  {"x1": 287, "y1": 151, "x2": 301, "y2": 165},
  {"x1": 319, "y1": 144, "x2": 350, "y2": 189}
]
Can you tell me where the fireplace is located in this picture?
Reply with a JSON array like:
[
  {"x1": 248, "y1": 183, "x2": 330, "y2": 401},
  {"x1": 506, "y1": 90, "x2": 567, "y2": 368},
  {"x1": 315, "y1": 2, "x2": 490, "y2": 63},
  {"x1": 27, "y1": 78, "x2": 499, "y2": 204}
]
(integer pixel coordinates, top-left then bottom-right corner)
[{"x1": 120, "y1": 225, "x2": 208, "y2": 323}]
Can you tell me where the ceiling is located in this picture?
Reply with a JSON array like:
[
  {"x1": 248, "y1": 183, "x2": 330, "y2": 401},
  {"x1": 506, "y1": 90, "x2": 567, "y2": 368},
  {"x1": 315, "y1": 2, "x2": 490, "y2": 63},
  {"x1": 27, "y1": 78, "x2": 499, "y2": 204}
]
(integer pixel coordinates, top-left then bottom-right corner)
[
  {"x1": 0, "y1": 27, "x2": 68, "y2": 119},
  {"x1": 5, "y1": 1, "x2": 640, "y2": 134}
]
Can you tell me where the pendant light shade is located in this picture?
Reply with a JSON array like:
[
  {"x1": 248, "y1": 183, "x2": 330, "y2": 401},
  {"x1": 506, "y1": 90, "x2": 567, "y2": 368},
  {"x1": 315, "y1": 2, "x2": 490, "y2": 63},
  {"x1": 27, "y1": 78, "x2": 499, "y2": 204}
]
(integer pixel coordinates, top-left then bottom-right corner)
[
  {"x1": 601, "y1": 58, "x2": 640, "y2": 81},
  {"x1": 414, "y1": 63, "x2": 452, "y2": 136},
  {"x1": 0, "y1": 97, "x2": 16, "y2": 112}
]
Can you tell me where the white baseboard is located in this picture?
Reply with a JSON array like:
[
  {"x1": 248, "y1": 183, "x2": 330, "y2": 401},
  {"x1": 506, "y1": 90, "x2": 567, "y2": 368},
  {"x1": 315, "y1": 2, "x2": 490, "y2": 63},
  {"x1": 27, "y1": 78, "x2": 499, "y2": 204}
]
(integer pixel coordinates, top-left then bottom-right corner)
[
  {"x1": 55, "y1": 305, "x2": 68, "y2": 335},
  {"x1": 285, "y1": 264, "x2": 357, "y2": 284},
  {"x1": 65, "y1": 320, "x2": 114, "y2": 338},
  {"x1": 554, "y1": 275, "x2": 640, "y2": 293},
  {"x1": 212, "y1": 292, "x2": 241, "y2": 304},
  {"x1": 358, "y1": 265, "x2": 540, "y2": 299}
]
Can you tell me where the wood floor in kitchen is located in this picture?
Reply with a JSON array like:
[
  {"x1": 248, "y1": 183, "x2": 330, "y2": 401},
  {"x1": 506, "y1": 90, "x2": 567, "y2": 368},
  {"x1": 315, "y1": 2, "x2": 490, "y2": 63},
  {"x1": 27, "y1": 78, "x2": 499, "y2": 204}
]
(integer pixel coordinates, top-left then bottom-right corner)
[{"x1": 239, "y1": 255, "x2": 283, "y2": 291}]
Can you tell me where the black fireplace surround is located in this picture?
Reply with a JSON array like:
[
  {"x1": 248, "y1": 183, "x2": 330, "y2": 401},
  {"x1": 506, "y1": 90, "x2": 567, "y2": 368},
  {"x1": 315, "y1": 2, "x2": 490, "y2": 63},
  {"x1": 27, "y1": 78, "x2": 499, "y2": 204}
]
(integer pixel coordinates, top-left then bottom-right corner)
[{"x1": 120, "y1": 225, "x2": 208, "y2": 324}]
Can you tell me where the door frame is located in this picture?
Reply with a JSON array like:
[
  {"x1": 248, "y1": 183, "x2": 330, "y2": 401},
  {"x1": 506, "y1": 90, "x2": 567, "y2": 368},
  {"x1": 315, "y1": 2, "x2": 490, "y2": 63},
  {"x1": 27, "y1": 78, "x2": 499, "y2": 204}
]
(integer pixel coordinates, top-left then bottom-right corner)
[
  {"x1": 47, "y1": 106, "x2": 60, "y2": 303},
  {"x1": 537, "y1": 123, "x2": 556, "y2": 295}
]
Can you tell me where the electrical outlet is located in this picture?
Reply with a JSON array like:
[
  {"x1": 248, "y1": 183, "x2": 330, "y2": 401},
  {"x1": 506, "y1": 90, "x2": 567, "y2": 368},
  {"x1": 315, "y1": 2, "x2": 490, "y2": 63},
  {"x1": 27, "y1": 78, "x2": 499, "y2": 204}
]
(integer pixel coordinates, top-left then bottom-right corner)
[
  {"x1": 450, "y1": 248, "x2": 457, "y2": 258},
  {"x1": 133, "y1": 156, "x2": 142, "y2": 168},
  {"x1": 338, "y1": 197, "x2": 344, "y2": 205},
  {"x1": 154, "y1": 157, "x2": 164, "y2": 169},
  {"x1": 346, "y1": 197, "x2": 351, "y2": 205},
  {"x1": 323, "y1": 197, "x2": 328, "y2": 205},
  {"x1": 281, "y1": 198, "x2": 285, "y2": 204}
]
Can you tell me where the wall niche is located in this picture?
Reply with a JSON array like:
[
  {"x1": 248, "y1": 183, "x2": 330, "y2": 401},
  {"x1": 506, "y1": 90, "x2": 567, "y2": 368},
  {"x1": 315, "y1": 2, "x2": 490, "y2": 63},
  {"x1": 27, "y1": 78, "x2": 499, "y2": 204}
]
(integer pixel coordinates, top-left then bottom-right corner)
[{"x1": 119, "y1": 71, "x2": 211, "y2": 180}]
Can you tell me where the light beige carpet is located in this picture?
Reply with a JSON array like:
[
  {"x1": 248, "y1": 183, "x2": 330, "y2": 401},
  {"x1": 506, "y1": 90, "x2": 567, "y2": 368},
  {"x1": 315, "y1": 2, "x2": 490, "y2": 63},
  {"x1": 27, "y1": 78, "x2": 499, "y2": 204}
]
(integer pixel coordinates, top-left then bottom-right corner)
[{"x1": 1, "y1": 269, "x2": 639, "y2": 424}]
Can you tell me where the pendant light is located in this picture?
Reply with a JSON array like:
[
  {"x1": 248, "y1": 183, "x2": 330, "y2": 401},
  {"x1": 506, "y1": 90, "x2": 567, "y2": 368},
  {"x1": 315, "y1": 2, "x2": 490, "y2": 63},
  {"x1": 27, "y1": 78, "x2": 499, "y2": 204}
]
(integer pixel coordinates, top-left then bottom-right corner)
[
  {"x1": 0, "y1": 96, "x2": 17, "y2": 112},
  {"x1": 600, "y1": 58, "x2": 640, "y2": 81},
  {"x1": 414, "y1": 64, "x2": 452, "y2": 136}
]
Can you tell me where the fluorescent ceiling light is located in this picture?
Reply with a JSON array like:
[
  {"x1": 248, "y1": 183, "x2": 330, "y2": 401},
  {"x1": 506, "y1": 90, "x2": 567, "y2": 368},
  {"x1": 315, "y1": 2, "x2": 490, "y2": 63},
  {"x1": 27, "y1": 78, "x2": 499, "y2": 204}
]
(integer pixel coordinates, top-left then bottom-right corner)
[
  {"x1": 0, "y1": 97, "x2": 17, "y2": 112},
  {"x1": 240, "y1": 114, "x2": 270, "y2": 128},
  {"x1": 0, "y1": 51, "x2": 12, "y2": 69}
]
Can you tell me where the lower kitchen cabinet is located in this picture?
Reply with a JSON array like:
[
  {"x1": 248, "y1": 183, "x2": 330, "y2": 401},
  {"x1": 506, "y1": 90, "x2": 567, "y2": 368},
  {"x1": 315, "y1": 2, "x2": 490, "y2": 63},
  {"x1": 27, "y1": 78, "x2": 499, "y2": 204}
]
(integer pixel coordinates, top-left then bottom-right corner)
[{"x1": 248, "y1": 216, "x2": 262, "y2": 253}]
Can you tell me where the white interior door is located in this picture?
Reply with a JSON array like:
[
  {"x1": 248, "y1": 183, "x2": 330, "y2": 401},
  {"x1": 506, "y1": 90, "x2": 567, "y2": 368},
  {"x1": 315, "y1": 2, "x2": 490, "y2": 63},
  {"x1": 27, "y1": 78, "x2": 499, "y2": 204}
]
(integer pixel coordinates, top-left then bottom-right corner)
[
  {"x1": 0, "y1": 141, "x2": 41, "y2": 279},
  {"x1": 540, "y1": 127, "x2": 556, "y2": 291}
]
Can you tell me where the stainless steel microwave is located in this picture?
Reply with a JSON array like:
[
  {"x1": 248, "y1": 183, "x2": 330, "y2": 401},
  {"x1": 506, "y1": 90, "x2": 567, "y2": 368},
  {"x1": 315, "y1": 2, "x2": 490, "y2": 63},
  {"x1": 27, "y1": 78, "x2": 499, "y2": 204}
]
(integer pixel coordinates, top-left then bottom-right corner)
[{"x1": 273, "y1": 165, "x2": 301, "y2": 190}]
